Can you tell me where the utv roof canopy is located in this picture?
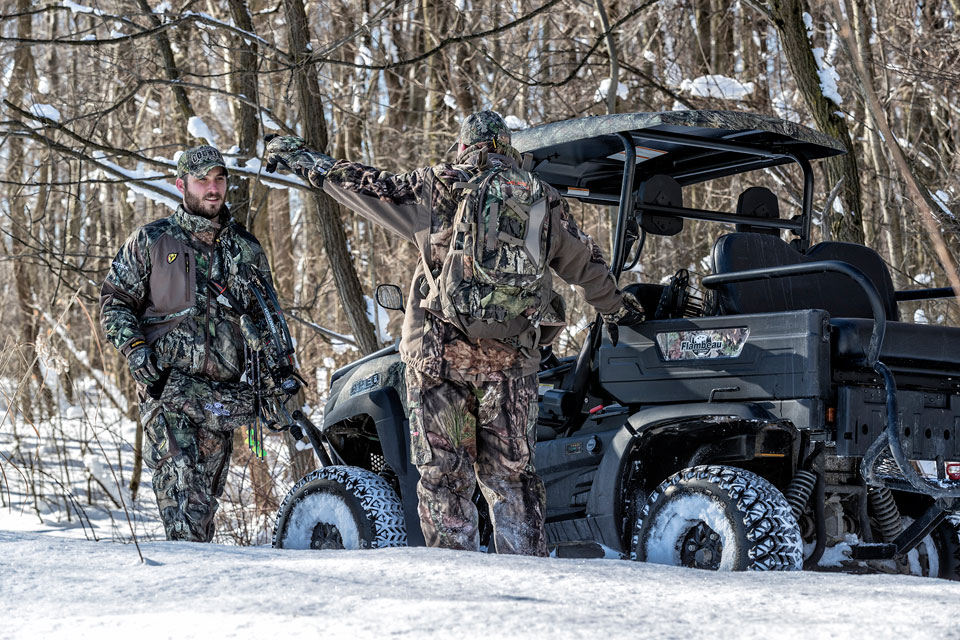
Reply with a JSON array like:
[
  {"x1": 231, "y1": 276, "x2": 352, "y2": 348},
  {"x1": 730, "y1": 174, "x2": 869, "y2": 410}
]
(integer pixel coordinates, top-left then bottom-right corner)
[
  {"x1": 511, "y1": 110, "x2": 845, "y2": 201},
  {"x1": 512, "y1": 110, "x2": 845, "y2": 257}
]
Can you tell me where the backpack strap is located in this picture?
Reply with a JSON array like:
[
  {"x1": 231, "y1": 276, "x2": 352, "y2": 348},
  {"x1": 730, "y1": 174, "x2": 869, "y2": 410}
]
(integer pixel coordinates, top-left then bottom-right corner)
[
  {"x1": 524, "y1": 198, "x2": 548, "y2": 265},
  {"x1": 415, "y1": 168, "x2": 441, "y2": 306},
  {"x1": 503, "y1": 197, "x2": 529, "y2": 220},
  {"x1": 486, "y1": 202, "x2": 500, "y2": 252},
  {"x1": 415, "y1": 166, "x2": 481, "y2": 307},
  {"x1": 415, "y1": 232, "x2": 440, "y2": 304}
]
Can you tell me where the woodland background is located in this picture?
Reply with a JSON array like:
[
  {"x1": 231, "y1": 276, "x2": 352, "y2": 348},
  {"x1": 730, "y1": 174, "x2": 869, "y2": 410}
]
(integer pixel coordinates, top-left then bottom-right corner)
[{"x1": 0, "y1": 0, "x2": 958, "y2": 542}]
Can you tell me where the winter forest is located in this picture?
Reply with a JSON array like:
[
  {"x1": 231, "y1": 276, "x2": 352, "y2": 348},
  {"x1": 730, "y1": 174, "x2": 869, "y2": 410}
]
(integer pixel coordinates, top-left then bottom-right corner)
[{"x1": 1, "y1": 0, "x2": 959, "y2": 550}]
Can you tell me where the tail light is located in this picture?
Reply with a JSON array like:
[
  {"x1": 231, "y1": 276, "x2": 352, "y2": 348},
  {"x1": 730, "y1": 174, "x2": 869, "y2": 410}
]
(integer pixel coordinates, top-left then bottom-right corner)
[
  {"x1": 911, "y1": 460, "x2": 960, "y2": 481},
  {"x1": 947, "y1": 462, "x2": 960, "y2": 481}
]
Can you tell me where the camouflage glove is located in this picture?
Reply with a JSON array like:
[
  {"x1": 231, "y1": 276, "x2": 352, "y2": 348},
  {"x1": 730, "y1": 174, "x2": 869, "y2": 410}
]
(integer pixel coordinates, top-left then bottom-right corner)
[
  {"x1": 263, "y1": 134, "x2": 335, "y2": 188},
  {"x1": 127, "y1": 344, "x2": 162, "y2": 385},
  {"x1": 602, "y1": 290, "x2": 645, "y2": 347}
]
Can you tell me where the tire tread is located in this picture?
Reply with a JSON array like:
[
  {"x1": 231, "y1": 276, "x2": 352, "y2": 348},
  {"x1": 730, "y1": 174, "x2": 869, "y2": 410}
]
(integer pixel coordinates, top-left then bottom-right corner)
[
  {"x1": 272, "y1": 465, "x2": 407, "y2": 549},
  {"x1": 631, "y1": 464, "x2": 803, "y2": 571}
]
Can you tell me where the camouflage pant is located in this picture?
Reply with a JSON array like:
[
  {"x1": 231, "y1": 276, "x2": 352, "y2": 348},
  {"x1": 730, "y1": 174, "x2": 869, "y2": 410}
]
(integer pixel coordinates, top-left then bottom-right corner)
[
  {"x1": 406, "y1": 367, "x2": 547, "y2": 556},
  {"x1": 139, "y1": 371, "x2": 239, "y2": 542}
]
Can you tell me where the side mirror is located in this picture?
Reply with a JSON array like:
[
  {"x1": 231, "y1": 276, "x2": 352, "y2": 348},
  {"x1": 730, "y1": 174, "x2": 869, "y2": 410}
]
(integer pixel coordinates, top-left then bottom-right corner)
[{"x1": 375, "y1": 284, "x2": 404, "y2": 311}]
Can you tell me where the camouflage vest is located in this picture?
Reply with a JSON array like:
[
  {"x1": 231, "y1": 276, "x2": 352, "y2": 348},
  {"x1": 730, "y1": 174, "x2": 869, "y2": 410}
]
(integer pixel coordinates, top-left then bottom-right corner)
[{"x1": 421, "y1": 153, "x2": 552, "y2": 344}]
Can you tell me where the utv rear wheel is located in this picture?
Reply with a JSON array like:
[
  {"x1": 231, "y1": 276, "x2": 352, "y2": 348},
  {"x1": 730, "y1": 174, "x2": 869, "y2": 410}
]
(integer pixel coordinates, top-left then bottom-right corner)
[
  {"x1": 273, "y1": 465, "x2": 407, "y2": 550},
  {"x1": 903, "y1": 517, "x2": 960, "y2": 580},
  {"x1": 631, "y1": 465, "x2": 803, "y2": 571},
  {"x1": 935, "y1": 518, "x2": 960, "y2": 580}
]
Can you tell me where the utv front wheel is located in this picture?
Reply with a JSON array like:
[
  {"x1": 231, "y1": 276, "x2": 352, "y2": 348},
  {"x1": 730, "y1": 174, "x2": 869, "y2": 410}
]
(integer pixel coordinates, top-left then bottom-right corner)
[
  {"x1": 273, "y1": 466, "x2": 407, "y2": 550},
  {"x1": 631, "y1": 465, "x2": 803, "y2": 571}
]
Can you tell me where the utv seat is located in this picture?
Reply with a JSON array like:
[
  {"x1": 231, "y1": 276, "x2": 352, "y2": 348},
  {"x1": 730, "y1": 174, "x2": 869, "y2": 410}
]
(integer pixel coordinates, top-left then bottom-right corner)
[
  {"x1": 735, "y1": 186, "x2": 781, "y2": 236},
  {"x1": 830, "y1": 318, "x2": 960, "y2": 373},
  {"x1": 711, "y1": 232, "x2": 899, "y2": 321},
  {"x1": 711, "y1": 232, "x2": 960, "y2": 372}
]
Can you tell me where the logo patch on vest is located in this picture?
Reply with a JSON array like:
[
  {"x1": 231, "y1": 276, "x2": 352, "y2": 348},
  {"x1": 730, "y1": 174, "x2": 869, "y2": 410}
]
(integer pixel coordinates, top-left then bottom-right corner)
[
  {"x1": 167, "y1": 253, "x2": 178, "y2": 264},
  {"x1": 204, "y1": 402, "x2": 230, "y2": 417}
]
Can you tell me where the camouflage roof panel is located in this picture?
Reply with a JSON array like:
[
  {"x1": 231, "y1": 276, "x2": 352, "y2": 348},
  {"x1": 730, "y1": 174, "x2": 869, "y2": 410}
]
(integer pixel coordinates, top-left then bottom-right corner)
[{"x1": 512, "y1": 110, "x2": 845, "y2": 157}]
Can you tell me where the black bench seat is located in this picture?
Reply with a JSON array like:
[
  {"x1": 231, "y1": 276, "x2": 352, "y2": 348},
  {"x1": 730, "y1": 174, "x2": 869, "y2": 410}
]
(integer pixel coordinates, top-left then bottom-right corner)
[
  {"x1": 711, "y1": 232, "x2": 960, "y2": 381},
  {"x1": 831, "y1": 318, "x2": 960, "y2": 375}
]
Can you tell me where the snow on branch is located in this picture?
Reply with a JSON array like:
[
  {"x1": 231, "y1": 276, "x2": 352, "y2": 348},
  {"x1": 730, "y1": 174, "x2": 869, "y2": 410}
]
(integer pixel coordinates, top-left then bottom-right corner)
[
  {"x1": 187, "y1": 116, "x2": 218, "y2": 144},
  {"x1": 92, "y1": 154, "x2": 181, "y2": 210},
  {"x1": 28, "y1": 104, "x2": 61, "y2": 123},
  {"x1": 680, "y1": 74, "x2": 754, "y2": 100},
  {"x1": 594, "y1": 78, "x2": 629, "y2": 103}
]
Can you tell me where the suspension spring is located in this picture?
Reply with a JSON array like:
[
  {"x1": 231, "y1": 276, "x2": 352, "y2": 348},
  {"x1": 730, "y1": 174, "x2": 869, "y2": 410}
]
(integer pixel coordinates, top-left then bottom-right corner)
[
  {"x1": 868, "y1": 486, "x2": 903, "y2": 542},
  {"x1": 785, "y1": 470, "x2": 818, "y2": 520}
]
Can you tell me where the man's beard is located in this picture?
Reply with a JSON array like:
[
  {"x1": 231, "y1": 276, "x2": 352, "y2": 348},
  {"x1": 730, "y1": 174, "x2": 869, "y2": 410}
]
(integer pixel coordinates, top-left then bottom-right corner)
[{"x1": 184, "y1": 190, "x2": 223, "y2": 219}]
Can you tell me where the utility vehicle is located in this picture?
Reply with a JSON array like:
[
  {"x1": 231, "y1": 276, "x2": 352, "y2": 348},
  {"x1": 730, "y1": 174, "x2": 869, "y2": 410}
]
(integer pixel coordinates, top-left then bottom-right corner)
[{"x1": 272, "y1": 111, "x2": 960, "y2": 576}]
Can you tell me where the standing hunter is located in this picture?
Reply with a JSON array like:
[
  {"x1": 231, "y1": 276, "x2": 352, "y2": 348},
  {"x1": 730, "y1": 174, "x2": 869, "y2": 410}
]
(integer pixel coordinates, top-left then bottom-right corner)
[
  {"x1": 100, "y1": 145, "x2": 274, "y2": 542},
  {"x1": 264, "y1": 111, "x2": 644, "y2": 556}
]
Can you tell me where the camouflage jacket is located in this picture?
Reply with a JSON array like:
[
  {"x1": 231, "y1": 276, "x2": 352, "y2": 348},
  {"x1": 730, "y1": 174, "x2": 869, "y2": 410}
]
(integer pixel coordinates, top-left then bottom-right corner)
[
  {"x1": 100, "y1": 205, "x2": 272, "y2": 384},
  {"x1": 322, "y1": 143, "x2": 624, "y2": 382}
]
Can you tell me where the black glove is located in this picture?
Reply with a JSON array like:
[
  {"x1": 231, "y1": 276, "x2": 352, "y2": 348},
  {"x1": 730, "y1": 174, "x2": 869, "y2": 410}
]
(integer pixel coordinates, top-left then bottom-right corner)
[
  {"x1": 263, "y1": 134, "x2": 335, "y2": 187},
  {"x1": 603, "y1": 290, "x2": 645, "y2": 347},
  {"x1": 128, "y1": 345, "x2": 162, "y2": 385}
]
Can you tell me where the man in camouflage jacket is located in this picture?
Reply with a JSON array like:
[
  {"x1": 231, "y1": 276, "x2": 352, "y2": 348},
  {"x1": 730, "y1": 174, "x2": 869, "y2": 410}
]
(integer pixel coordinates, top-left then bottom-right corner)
[
  {"x1": 265, "y1": 111, "x2": 643, "y2": 556},
  {"x1": 100, "y1": 145, "x2": 273, "y2": 542}
]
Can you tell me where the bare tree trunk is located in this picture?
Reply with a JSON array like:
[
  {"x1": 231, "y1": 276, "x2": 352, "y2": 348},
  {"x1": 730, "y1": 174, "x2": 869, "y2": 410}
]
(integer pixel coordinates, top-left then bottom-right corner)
[
  {"x1": 5, "y1": 0, "x2": 40, "y2": 420},
  {"x1": 849, "y1": 1, "x2": 905, "y2": 288},
  {"x1": 225, "y1": 0, "x2": 261, "y2": 226},
  {"x1": 449, "y1": 40, "x2": 478, "y2": 114},
  {"x1": 421, "y1": 0, "x2": 442, "y2": 162},
  {"x1": 595, "y1": 0, "x2": 619, "y2": 115},
  {"x1": 282, "y1": 0, "x2": 380, "y2": 355},
  {"x1": 837, "y1": 0, "x2": 960, "y2": 297},
  {"x1": 595, "y1": 0, "x2": 620, "y2": 252},
  {"x1": 135, "y1": 0, "x2": 195, "y2": 139},
  {"x1": 265, "y1": 190, "x2": 316, "y2": 478},
  {"x1": 768, "y1": 0, "x2": 865, "y2": 244},
  {"x1": 711, "y1": 0, "x2": 734, "y2": 74}
]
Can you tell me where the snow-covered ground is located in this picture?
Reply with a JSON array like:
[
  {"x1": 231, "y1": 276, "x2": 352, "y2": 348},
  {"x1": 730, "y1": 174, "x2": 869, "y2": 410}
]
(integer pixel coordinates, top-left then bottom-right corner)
[
  {"x1": 3, "y1": 524, "x2": 960, "y2": 640},
  {"x1": 4, "y1": 376, "x2": 960, "y2": 639}
]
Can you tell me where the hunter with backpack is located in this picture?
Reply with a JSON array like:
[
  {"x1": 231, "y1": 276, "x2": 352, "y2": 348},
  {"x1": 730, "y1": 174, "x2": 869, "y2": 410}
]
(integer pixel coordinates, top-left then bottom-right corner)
[{"x1": 264, "y1": 110, "x2": 644, "y2": 556}]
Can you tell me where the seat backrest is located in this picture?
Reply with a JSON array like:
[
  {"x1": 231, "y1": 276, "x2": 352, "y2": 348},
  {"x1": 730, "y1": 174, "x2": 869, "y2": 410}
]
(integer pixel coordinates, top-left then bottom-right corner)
[
  {"x1": 712, "y1": 233, "x2": 899, "y2": 320},
  {"x1": 806, "y1": 241, "x2": 899, "y2": 321},
  {"x1": 735, "y1": 186, "x2": 780, "y2": 236}
]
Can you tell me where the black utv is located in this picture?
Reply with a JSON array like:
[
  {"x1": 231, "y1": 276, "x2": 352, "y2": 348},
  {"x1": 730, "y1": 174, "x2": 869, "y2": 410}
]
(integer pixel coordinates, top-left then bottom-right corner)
[{"x1": 272, "y1": 111, "x2": 960, "y2": 577}]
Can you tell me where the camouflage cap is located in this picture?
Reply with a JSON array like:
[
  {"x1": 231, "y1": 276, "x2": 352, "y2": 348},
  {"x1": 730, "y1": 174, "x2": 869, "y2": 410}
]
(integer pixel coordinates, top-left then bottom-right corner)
[
  {"x1": 177, "y1": 145, "x2": 228, "y2": 179},
  {"x1": 458, "y1": 110, "x2": 511, "y2": 148}
]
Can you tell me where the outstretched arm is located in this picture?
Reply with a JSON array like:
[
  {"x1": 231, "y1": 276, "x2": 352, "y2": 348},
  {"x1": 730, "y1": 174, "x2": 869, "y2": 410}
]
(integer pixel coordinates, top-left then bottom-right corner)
[
  {"x1": 547, "y1": 190, "x2": 624, "y2": 314},
  {"x1": 264, "y1": 135, "x2": 428, "y2": 242},
  {"x1": 546, "y1": 190, "x2": 644, "y2": 342}
]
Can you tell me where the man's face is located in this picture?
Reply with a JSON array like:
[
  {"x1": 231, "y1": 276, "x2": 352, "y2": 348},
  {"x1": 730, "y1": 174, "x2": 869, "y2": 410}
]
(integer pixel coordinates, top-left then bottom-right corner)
[{"x1": 176, "y1": 167, "x2": 227, "y2": 218}]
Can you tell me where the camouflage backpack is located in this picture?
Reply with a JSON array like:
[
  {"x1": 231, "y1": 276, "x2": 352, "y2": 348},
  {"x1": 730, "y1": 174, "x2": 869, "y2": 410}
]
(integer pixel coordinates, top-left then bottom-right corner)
[{"x1": 421, "y1": 153, "x2": 554, "y2": 345}]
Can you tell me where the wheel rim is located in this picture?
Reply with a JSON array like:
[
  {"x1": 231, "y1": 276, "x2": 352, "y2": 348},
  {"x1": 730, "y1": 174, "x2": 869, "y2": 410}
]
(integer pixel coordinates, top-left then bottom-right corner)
[
  {"x1": 279, "y1": 489, "x2": 362, "y2": 550},
  {"x1": 641, "y1": 492, "x2": 737, "y2": 570},
  {"x1": 679, "y1": 521, "x2": 723, "y2": 570},
  {"x1": 310, "y1": 522, "x2": 346, "y2": 550}
]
